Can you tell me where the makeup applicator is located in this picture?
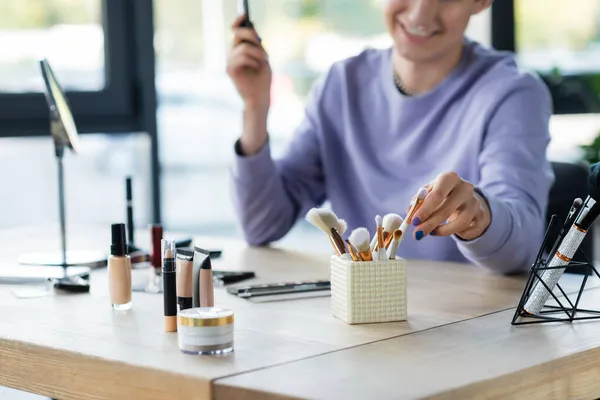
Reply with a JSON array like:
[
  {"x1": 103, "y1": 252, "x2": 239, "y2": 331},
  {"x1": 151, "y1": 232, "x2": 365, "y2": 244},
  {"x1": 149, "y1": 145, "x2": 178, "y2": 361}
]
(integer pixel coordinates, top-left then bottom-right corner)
[
  {"x1": 370, "y1": 213, "x2": 403, "y2": 251},
  {"x1": 349, "y1": 228, "x2": 372, "y2": 262},
  {"x1": 386, "y1": 229, "x2": 403, "y2": 260},
  {"x1": 524, "y1": 163, "x2": 600, "y2": 315},
  {"x1": 374, "y1": 215, "x2": 387, "y2": 261},
  {"x1": 397, "y1": 187, "x2": 429, "y2": 248},
  {"x1": 305, "y1": 208, "x2": 348, "y2": 255}
]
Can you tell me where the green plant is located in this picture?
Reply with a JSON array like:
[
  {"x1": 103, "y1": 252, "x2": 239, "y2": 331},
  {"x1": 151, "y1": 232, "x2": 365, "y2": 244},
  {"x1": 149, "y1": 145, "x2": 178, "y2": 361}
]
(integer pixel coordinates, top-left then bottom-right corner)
[{"x1": 580, "y1": 132, "x2": 600, "y2": 164}]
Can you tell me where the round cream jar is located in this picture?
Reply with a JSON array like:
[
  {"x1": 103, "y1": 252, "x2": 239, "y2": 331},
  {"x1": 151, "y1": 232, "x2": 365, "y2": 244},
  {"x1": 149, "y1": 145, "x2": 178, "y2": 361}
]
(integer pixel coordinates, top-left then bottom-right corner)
[{"x1": 177, "y1": 307, "x2": 234, "y2": 355}]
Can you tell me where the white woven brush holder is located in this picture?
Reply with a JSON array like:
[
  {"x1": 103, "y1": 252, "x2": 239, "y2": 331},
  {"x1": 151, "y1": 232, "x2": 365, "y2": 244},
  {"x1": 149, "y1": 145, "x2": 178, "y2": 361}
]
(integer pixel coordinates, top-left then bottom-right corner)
[{"x1": 330, "y1": 256, "x2": 407, "y2": 324}]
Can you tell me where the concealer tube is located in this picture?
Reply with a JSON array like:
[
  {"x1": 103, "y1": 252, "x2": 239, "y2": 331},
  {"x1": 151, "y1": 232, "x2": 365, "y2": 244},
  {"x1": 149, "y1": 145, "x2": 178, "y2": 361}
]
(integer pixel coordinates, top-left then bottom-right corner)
[
  {"x1": 176, "y1": 249, "x2": 194, "y2": 311},
  {"x1": 162, "y1": 239, "x2": 177, "y2": 332},
  {"x1": 200, "y1": 259, "x2": 214, "y2": 308},
  {"x1": 108, "y1": 223, "x2": 132, "y2": 310}
]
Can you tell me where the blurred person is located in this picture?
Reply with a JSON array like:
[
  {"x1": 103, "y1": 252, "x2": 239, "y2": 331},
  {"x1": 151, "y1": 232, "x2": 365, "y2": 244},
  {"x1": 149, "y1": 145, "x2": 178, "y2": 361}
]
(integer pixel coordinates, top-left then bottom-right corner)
[{"x1": 226, "y1": 0, "x2": 554, "y2": 274}]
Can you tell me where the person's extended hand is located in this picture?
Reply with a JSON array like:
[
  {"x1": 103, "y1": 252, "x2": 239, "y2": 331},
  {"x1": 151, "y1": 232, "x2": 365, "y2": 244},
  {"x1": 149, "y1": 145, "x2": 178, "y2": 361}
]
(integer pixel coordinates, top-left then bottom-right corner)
[{"x1": 412, "y1": 172, "x2": 491, "y2": 241}]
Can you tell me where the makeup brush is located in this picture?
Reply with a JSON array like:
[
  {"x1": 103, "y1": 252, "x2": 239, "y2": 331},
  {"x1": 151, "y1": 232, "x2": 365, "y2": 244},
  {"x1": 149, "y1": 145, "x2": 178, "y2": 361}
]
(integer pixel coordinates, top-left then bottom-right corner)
[
  {"x1": 315, "y1": 208, "x2": 347, "y2": 254},
  {"x1": 346, "y1": 239, "x2": 359, "y2": 261},
  {"x1": 369, "y1": 213, "x2": 403, "y2": 251},
  {"x1": 305, "y1": 208, "x2": 347, "y2": 255},
  {"x1": 397, "y1": 187, "x2": 430, "y2": 247},
  {"x1": 349, "y1": 228, "x2": 372, "y2": 262},
  {"x1": 306, "y1": 208, "x2": 339, "y2": 254},
  {"x1": 383, "y1": 213, "x2": 403, "y2": 248},
  {"x1": 524, "y1": 163, "x2": 600, "y2": 315},
  {"x1": 386, "y1": 229, "x2": 403, "y2": 260},
  {"x1": 314, "y1": 208, "x2": 347, "y2": 235},
  {"x1": 375, "y1": 215, "x2": 387, "y2": 261}
]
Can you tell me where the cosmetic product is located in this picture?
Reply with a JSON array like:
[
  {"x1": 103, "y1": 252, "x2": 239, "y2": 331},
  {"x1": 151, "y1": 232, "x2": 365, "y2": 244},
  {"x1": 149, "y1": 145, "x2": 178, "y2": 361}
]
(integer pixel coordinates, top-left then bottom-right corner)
[
  {"x1": 524, "y1": 196, "x2": 600, "y2": 314},
  {"x1": 177, "y1": 307, "x2": 234, "y2": 355},
  {"x1": 370, "y1": 213, "x2": 403, "y2": 251},
  {"x1": 346, "y1": 240, "x2": 360, "y2": 261},
  {"x1": 546, "y1": 198, "x2": 583, "y2": 261},
  {"x1": 397, "y1": 186, "x2": 429, "y2": 247},
  {"x1": 108, "y1": 223, "x2": 132, "y2": 310},
  {"x1": 375, "y1": 215, "x2": 387, "y2": 261},
  {"x1": 151, "y1": 225, "x2": 163, "y2": 273},
  {"x1": 387, "y1": 229, "x2": 402, "y2": 260},
  {"x1": 227, "y1": 280, "x2": 330, "y2": 298},
  {"x1": 162, "y1": 239, "x2": 177, "y2": 332},
  {"x1": 349, "y1": 228, "x2": 372, "y2": 261},
  {"x1": 200, "y1": 254, "x2": 214, "y2": 308},
  {"x1": 330, "y1": 228, "x2": 348, "y2": 255},
  {"x1": 176, "y1": 249, "x2": 194, "y2": 311},
  {"x1": 238, "y1": 0, "x2": 253, "y2": 27},
  {"x1": 125, "y1": 177, "x2": 135, "y2": 249},
  {"x1": 328, "y1": 237, "x2": 341, "y2": 256},
  {"x1": 213, "y1": 271, "x2": 255, "y2": 285},
  {"x1": 192, "y1": 247, "x2": 213, "y2": 308},
  {"x1": 305, "y1": 208, "x2": 347, "y2": 256}
]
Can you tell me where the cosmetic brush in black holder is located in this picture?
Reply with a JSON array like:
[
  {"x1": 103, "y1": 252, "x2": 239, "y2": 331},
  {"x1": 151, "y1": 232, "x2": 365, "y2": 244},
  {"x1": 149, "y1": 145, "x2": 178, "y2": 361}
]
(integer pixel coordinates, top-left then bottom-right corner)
[{"x1": 511, "y1": 214, "x2": 600, "y2": 325}]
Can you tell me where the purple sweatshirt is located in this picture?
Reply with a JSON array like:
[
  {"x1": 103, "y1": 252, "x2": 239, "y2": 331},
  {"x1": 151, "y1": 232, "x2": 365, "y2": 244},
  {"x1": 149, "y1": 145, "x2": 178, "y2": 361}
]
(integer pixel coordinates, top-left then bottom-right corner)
[{"x1": 230, "y1": 39, "x2": 555, "y2": 274}]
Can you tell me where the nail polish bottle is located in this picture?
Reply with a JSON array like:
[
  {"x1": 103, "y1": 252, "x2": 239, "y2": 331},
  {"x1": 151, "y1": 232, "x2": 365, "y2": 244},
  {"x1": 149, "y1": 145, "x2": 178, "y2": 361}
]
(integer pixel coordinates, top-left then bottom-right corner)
[{"x1": 108, "y1": 223, "x2": 132, "y2": 310}]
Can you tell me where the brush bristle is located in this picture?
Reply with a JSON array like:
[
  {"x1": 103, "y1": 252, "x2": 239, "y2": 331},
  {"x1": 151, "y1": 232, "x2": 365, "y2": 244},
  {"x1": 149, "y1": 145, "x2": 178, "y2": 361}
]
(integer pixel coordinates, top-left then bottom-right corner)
[
  {"x1": 393, "y1": 229, "x2": 402, "y2": 240},
  {"x1": 316, "y1": 208, "x2": 346, "y2": 234},
  {"x1": 589, "y1": 163, "x2": 600, "y2": 198},
  {"x1": 336, "y1": 219, "x2": 347, "y2": 235},
  {"x1": 375, "y1": 215, "x2": 382, "y2": 228},
  {"x1": 574, "y1": 198, "x2": 583, "y2": 207},
  {"x1": 382, "y1": 213, "x2": 403, "y2": 232},
  {"x1": 305, "y1": 208, "x2": 330, "y2": 234},
  {"x1": 417, "y1": 187, "x2": 429, "y2": 200},
  {"x1": 349, "y1": 228, "x2": 370, "y2": 252}
]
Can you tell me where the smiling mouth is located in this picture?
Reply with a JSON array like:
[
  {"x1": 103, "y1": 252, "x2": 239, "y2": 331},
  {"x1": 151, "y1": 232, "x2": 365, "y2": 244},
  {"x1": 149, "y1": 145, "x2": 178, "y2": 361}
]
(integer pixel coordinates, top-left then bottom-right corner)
[{"x1": 398, "y1": 21, "x2": 440, "y2": 39}]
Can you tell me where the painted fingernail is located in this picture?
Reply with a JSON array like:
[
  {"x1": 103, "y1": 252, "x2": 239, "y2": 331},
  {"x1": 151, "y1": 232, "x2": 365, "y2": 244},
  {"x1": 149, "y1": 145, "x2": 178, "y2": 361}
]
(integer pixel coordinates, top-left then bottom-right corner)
[
  {"x1": 415, "y1": 231, "x2": 424, "y2": 241},
  {"x1": 412, "y1": 217, "x2": 421, "y2": 226}
]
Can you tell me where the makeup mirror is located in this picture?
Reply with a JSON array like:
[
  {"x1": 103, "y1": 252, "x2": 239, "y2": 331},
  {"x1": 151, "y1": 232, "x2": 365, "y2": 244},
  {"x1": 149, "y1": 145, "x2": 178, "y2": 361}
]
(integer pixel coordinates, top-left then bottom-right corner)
[
  {"x1": 17, "y1": 58, "x2": 106, "y2": 273},
  {"x1": 41, "y1": 58, "x2": 80, "y2": 156}
]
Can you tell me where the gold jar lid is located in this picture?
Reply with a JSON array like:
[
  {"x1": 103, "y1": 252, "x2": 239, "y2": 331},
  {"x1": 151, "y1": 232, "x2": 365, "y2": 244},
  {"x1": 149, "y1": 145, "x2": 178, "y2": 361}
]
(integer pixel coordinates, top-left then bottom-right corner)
[{"x1": 177, "y1": 307, "x2": 234, "y2": 327}]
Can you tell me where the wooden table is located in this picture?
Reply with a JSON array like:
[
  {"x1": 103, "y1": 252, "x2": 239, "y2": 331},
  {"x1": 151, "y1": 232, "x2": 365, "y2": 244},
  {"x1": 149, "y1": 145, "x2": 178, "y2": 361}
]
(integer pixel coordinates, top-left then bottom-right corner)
[{"x1": 0, "y1": 226, "x2": 598, "y2": 400}]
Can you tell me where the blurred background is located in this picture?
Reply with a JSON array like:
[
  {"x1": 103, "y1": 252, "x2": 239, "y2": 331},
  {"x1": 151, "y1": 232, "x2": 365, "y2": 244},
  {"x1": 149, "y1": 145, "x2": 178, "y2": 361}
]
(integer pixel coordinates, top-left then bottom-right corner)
[{"x1": 1, "y1": 0, "x2": 600, "y2": 245}]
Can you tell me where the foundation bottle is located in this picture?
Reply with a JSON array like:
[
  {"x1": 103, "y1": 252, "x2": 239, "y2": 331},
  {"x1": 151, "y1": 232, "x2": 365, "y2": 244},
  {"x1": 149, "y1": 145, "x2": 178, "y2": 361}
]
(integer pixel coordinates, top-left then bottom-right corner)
[{"x1": 109, "y1": 223, "x2": 132, "y2": 310}]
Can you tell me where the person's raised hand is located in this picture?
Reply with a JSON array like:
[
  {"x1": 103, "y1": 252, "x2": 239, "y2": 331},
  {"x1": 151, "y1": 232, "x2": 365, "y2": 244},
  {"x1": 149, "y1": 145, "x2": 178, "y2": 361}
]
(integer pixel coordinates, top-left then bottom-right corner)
[{"x1": 226, "y1": 14, "x2": 272, "y2": 112}]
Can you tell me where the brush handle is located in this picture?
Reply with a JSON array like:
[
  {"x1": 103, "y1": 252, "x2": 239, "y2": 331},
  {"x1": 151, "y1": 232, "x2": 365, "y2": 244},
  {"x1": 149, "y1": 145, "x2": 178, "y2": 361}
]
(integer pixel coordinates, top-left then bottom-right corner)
[
  {"x1": 377, "y1": 226, "x2": 384, "y2": 250},
  {"x1": 383, "y1": 233, "x2": 393, "y2": 249},
  {"x1": 330, "y1": 228, "x2": 347, "y2": 254},
  {"x1": 328, "y1": 236, "x2": 341, "y2": 256},
  {"x1": 387, "y1": 238, "x2": 400, "y2": 260},
  {"x1": 358, "y1": 250, "x2": 373, "y2": 262},
  {"x1": 346, "y1": 240, "x2": 360, "y2": 261},
  {"x1": 369, "y1": 236, "x2": 378, "y2": 252},
  {"x1": 396, "y1": 221, "x2": 410, "y2": 248},
  {"x1": 377, "y1": 248, "x2": 387, "y2": 261}
]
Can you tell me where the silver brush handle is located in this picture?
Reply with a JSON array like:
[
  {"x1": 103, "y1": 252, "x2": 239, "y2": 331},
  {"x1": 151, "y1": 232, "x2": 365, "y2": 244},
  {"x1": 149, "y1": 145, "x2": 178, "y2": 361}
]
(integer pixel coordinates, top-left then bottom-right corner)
[{"x1": 523, "y1": 225, "x2": 587, "y2": 315}]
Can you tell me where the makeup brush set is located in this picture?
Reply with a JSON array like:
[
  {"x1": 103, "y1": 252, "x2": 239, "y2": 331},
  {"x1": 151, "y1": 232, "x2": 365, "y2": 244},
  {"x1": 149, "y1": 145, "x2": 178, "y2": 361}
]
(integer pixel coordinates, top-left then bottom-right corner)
[
  {"x1": 305, "y1": 186, "x2": 429, "y2": 261},
  {"x1": 305, "y1": 187, "x2": 429, "y2": 325}
]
